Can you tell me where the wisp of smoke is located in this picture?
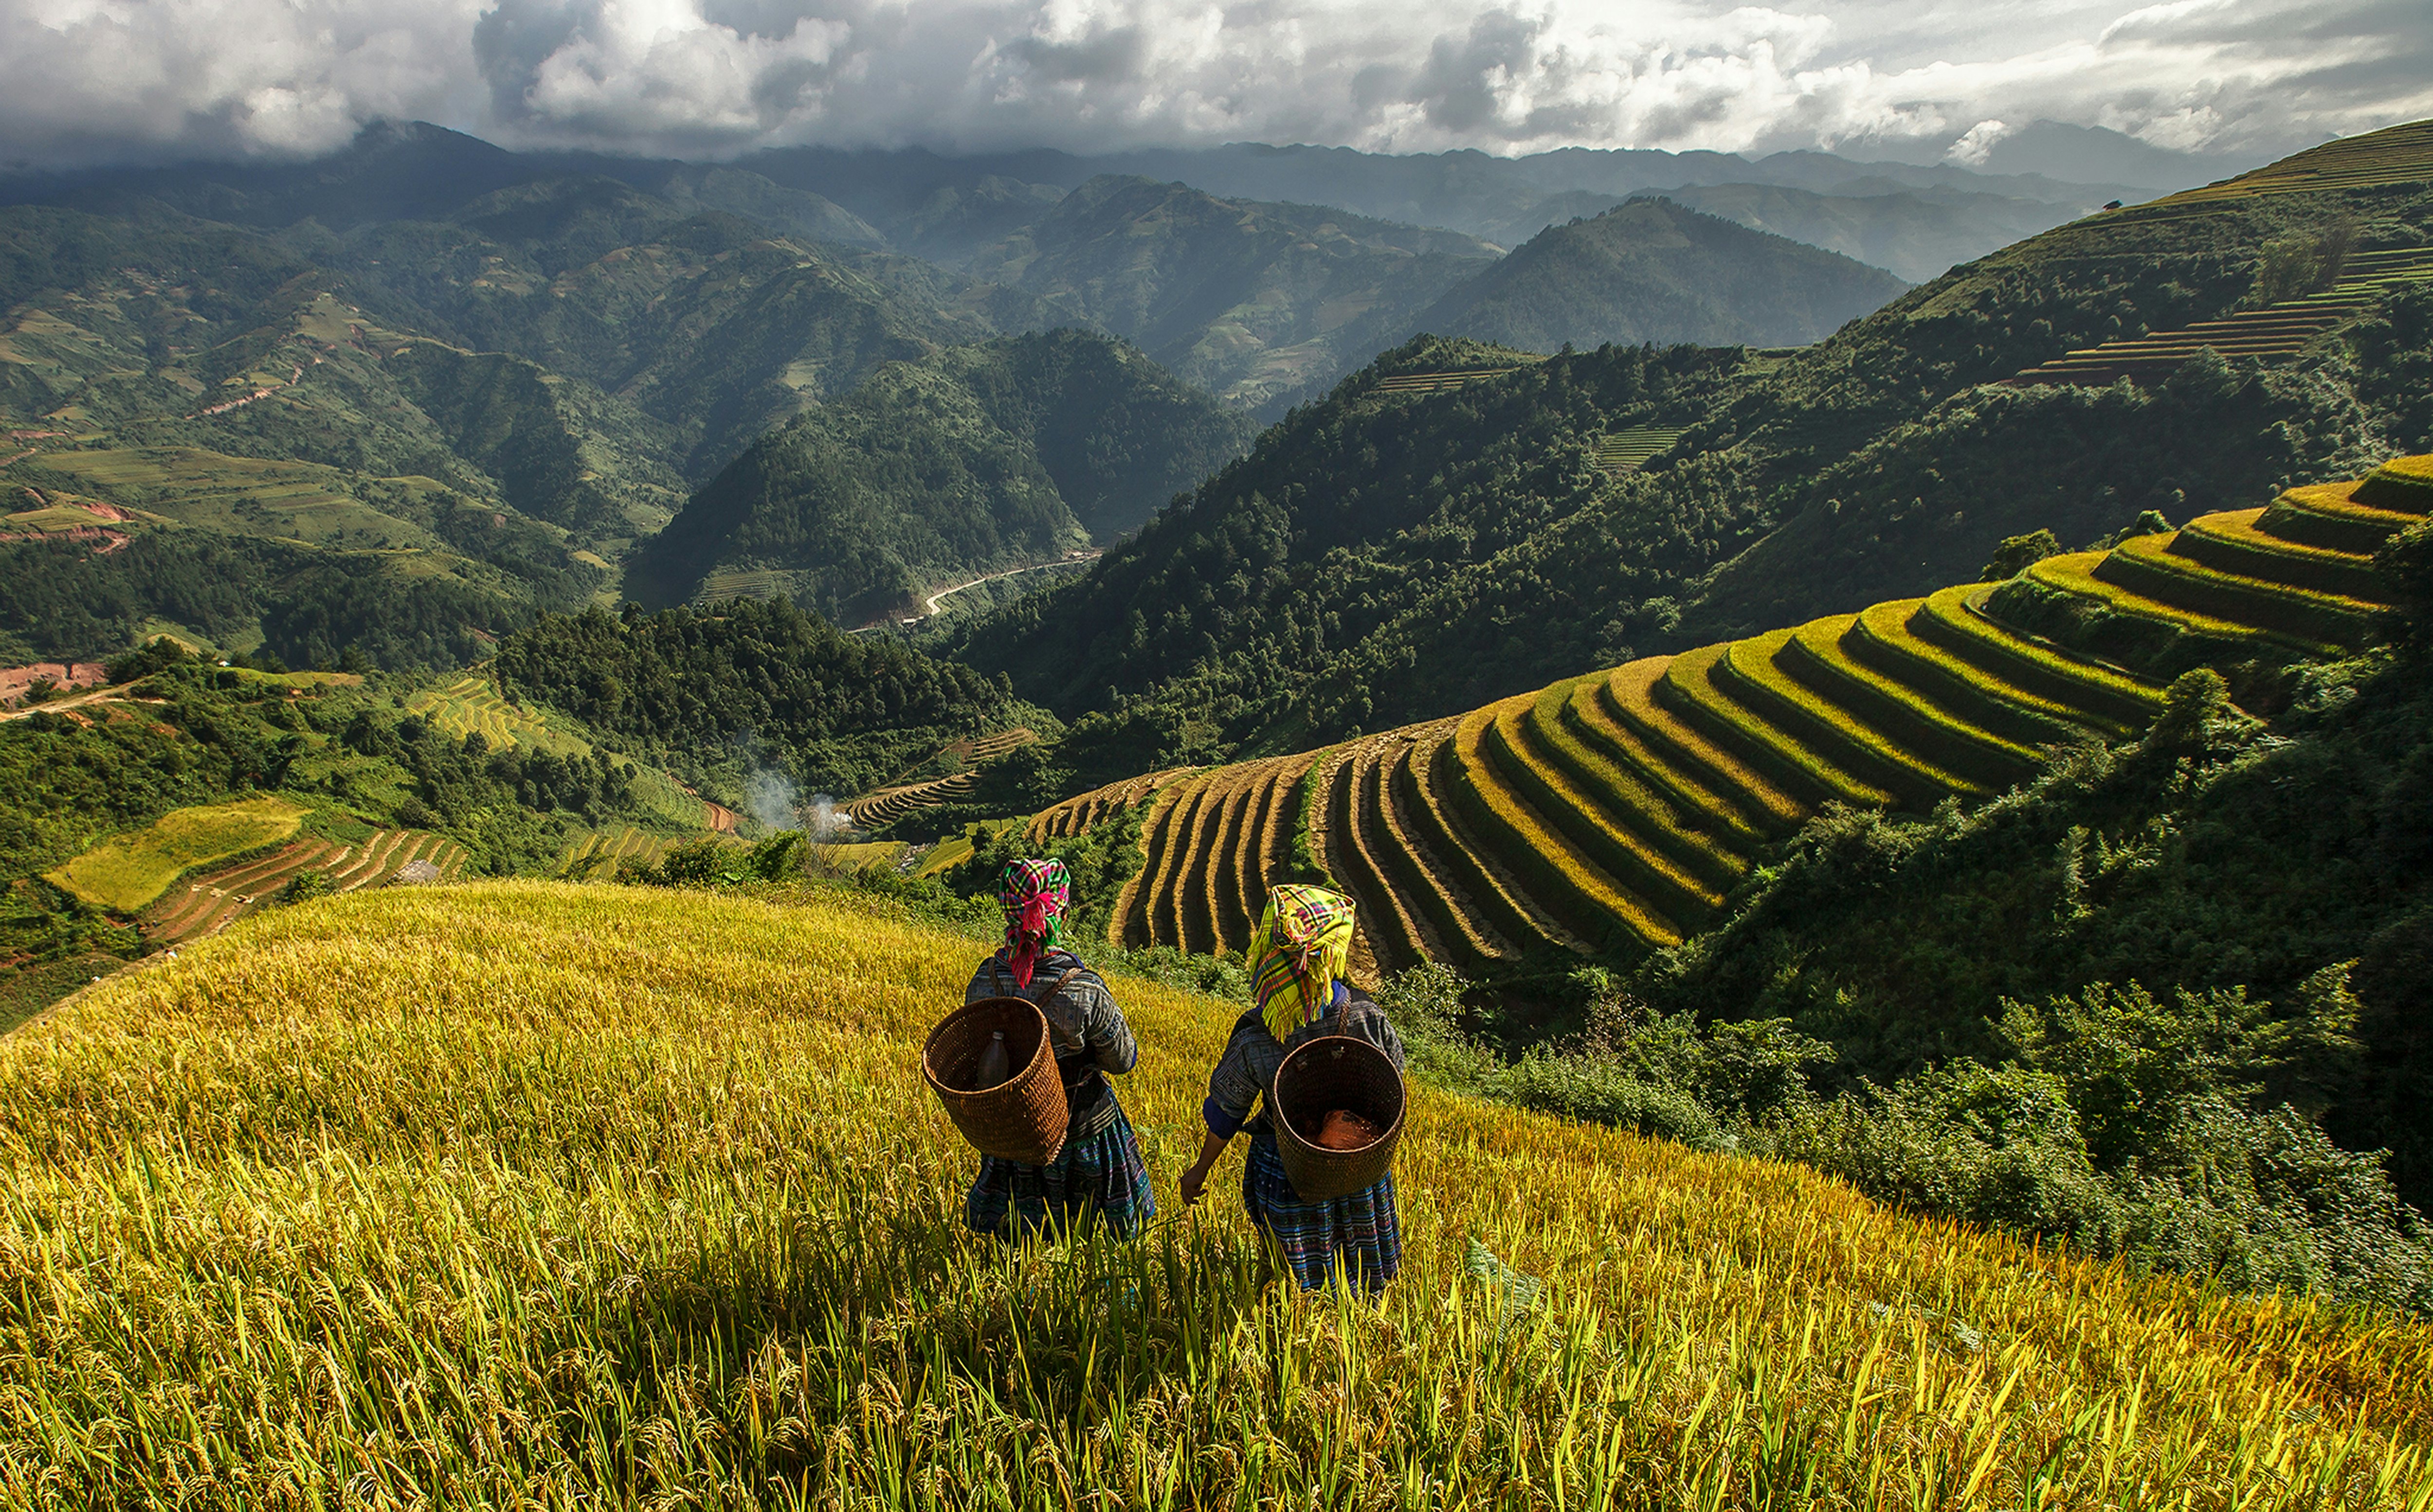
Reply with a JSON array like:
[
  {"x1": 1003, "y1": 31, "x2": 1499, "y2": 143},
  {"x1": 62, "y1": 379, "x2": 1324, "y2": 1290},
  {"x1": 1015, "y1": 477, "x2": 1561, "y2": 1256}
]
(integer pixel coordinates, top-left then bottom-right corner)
[{"x1": 744, "y1": 770, "x2": 799, "y2": 834}]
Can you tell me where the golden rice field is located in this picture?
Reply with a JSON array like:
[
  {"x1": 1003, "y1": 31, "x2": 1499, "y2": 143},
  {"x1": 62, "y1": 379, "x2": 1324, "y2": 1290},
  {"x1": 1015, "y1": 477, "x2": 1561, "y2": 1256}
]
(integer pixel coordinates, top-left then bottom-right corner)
[
  {"x1": 40, "y1": 795, "x2": 308, "y2": 913},
  {"x1": 557, "y1": 824, "x2": 678, "y2": 877},
  {"x1": 2, "y1": 880, "x2": 2427, "y2": 1507}
]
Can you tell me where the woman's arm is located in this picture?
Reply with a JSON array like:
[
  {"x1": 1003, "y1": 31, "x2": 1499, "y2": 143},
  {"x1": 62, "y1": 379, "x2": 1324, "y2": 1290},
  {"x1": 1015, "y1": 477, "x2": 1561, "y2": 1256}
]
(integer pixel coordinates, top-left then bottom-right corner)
[
  {"x1": 1076, "y1": 973, "x2": 1139, "y2": 1073},
  {"x1": 1184, "y1": 1016, "x2": 1267, "y2": 1203},
  {"x1": 1179, "y1": 1128, "x2": 1231, "y2": 1206}
]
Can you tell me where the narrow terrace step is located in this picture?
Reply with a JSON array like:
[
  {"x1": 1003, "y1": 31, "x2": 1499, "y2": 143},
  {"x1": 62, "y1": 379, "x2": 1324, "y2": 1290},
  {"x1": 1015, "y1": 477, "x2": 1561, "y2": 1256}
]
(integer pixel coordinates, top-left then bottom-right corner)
[
  {"x1": 1652, "y1": 643, "x2": 1881, "y2": 811},
  {"x1": 1534, "y1": 678, "x2": 1750, "y2": 893},
  {"x1": 1451, "y1": 699, "x2": 1693, "y2": 948},
  {"x1": 1320, "y1": 742, "x2": 1435, "y2": 976},
  {"x1": 1718, "y1": 625, "x2": 1986, "y2": 810},
  {"x1": 2095, "y1": 532, "x2": 2385, "y2": 648},
  {"x1": 2260, "y1": 484, "x2": 2424, "y2": 554},
  {"x1": 1910, "y1": 587, "x2": 2164, "y2": 729},
  {"x1": 2171, "y1": 507, "x2": 2390, "y2": 601},
  {"x1": 1844, "y1": 599, "x2": 2120, "y2": 746},
  {"x1": 2027, "y1": 551, "x2": 2300, "y2": 651},
  {"x1": 1582, "y1": 660, "x2": 1800, "y2": 838},
  {"x1": 1778, "y1": 617, "x2": 2048, "y2": 791},
  {"x1": 1491, "y1": 690, "x2": 1727, "y2": 916}
]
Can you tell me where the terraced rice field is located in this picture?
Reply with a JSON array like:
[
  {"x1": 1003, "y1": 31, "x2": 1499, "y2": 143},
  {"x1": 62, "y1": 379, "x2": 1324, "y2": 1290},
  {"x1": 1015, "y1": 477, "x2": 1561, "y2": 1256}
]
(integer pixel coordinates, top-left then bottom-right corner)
[
  {"x1": 557, "y1": 826, "x2": 678, "y2": 879},
  {"x1": 405, "y1": 676, "x2": 548, "y2": 748},
  {"x1": 696, "y1": 568, "x2": 791, "y2": 603},
  {"x1": 1595, "y1": 427, "x2": 1687, "y2": 471},
  {"x1": 844, "y1": 772, "x2": 976, "y2": 828},
  {"x1": 144, "y1": 829, "x2": 465, "y2": 946},
  {"x1": 2011, "y1": 248, "x2": 2433, "y2": 386},
  {"x1": 1104, "y1": 754, "x2": 1317, "y2": 958},
  {"x1": 1024, "y1": 767, "x2": 1198, "y2": 848},
  {"x1": 1370, "y1": 368, "x2": 1524, "y2": 396},
  {"x1": 46, "y1": 797, "x2": 309, "y2": 913},
  {"x1": 1034, "y1": 454, "x2": 2426, "y2": 972},
  {"x1": 842, "y1": 729, "x2": 1039, "y2": 829}
]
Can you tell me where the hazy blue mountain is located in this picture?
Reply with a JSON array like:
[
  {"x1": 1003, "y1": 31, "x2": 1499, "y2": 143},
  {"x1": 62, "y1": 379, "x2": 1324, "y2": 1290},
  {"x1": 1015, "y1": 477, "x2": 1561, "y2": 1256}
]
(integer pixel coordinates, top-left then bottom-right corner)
[
  {"x1": 1410, "y1": 198, "x2": 1909, "y2": 352},
  {"x1": 963, "y1": 176, "x2": 1502, "y2": 408}
]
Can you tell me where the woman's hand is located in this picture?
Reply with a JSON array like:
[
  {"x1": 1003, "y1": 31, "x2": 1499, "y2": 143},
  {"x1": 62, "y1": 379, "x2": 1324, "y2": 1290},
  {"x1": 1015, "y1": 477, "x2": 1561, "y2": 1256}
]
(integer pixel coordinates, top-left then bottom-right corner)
[{"x1": 1180, "y1": 1127, "x2": 1229, "y2": 1207}]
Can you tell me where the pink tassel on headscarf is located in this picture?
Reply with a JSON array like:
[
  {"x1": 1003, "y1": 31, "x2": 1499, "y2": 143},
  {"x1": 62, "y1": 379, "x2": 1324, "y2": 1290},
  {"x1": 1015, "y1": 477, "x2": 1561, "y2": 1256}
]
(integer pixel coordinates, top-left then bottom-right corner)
[{"x1": 998, "y1": 859, "x2": 1071, "y2": 989}]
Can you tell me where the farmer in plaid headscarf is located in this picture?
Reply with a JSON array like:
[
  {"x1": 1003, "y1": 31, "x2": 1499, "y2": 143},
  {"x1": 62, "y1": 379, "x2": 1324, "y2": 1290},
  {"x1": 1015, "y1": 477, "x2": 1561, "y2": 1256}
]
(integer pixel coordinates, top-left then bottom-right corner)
[
  {"x1": 1179, "y1": 884, "x2": 1406, "y2": 1292},
  {"x1": 961, "y1": 858, "x2": 1154, "y2": 1239}
]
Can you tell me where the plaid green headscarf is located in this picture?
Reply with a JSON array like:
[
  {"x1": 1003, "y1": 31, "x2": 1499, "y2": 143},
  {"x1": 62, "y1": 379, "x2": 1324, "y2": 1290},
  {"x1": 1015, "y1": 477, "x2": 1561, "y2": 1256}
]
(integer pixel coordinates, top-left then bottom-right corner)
[
  {"x1": 998, "y1": 858, "x2": 1071, "y2": 990},
  {"x1": 1252, "y1": 884, "x2": 1357, "y2": 1041}
]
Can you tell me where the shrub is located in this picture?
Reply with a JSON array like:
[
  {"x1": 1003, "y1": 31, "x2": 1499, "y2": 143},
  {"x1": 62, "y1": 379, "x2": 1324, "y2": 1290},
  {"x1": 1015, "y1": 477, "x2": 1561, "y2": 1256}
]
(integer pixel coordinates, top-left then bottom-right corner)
[
  {"x1": 1979, "y1": 528, "x2": 2064, "y2": 581},
  {"x1": 272, "y1": 871, "x2": 335, "y2": 907}
]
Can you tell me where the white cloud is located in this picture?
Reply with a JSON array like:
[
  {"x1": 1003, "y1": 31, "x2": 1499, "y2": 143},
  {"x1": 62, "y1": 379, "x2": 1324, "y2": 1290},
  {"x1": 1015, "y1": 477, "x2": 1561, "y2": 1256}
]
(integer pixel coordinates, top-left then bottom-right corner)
[
  {"x1": 0, "y1": 0, "x2": 2426, "y2": 168},
  {"x1": 1944, "y1": 118, "x2": 2012, "y2": 165}
]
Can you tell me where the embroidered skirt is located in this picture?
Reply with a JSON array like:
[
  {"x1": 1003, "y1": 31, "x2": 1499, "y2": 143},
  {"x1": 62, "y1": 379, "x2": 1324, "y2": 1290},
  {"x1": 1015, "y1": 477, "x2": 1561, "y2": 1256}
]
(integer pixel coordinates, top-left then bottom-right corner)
[
  {"x1": 1242, "y1": 1130, "x2": 1401, "y2": 1292},
  {"x1": 966, "y1": 1098, "x2": 1155, "y2": 1240}
]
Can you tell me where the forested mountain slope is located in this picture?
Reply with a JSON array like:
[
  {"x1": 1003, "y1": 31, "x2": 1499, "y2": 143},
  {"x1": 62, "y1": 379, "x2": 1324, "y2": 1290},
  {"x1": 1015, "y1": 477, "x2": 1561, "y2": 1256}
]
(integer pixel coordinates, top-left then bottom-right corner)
[
  {"x1": 1408, "y1": 198, "x2": 1908, "y2": 352},
  {"x1": 281, "y1": 177, "x2": 1069, "y2": 479},
  {"x1": 0, "y1": 209, "x2": 633, "y2": 665},
  {"x1": 628, "y1": 329, "x2": 1256, "y2": 621},
  {"x1": 1645, "y1": 182, "x2": 2079, "y2": 286},
  {"x1": 0, "y1": 172, "x2": 1172, "y2": 659},
  {"x1": 953, "y1": 122, "x2": 2433, "y2": 767}
]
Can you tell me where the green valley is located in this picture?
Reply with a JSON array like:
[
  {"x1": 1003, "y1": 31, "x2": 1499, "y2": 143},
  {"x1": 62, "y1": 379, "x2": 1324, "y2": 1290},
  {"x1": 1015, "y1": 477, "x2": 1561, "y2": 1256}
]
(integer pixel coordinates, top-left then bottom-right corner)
[{"x1": 628, "y1": 329, "x2": 1257, "y2": 621}]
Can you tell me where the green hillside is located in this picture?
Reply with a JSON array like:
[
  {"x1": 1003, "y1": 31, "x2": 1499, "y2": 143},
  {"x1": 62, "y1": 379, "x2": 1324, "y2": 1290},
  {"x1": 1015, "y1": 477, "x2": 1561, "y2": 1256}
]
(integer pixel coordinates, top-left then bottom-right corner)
[
  {"x1": 4, "y1": 880, "x2": 2426, "y2": 1502},
  {"x1": 491, "y1": 596, "x2": 1021, "y2": 799},
  {"x1": 1408, "y1": 197, "x2": 1910, "y2": 351},
  {"x1": 955, "y1": 122, "x2": 2433, "y2": 763},
  {"x1": 628, "y1": 329, "x2": 1256, "y2": 620}
]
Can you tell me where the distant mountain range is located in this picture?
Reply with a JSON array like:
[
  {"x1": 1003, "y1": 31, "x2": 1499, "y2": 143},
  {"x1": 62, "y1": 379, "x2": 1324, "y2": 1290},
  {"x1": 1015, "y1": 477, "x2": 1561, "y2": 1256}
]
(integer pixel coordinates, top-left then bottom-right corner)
[
  {"x1": 0, "y1": 116, "x2": 2342, "y2": 673},
  {"x1": 1410, "y1": 199, "x2": 1907, "y2": 352}
]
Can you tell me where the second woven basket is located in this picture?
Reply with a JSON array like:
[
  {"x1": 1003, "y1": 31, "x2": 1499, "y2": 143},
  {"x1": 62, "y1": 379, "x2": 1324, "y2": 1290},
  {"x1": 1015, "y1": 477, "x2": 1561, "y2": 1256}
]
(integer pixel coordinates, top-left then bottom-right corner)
[{"x1": 1271, "y1": 1034, "x2": 1406, "y2": 1200}]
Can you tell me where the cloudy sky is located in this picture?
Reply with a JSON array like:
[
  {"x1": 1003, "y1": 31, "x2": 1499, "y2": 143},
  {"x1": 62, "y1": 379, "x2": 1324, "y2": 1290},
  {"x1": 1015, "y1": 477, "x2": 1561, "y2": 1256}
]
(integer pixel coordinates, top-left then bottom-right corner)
[{"x1": 4, "y1": 0, "x2": 2429, "y2": 168}]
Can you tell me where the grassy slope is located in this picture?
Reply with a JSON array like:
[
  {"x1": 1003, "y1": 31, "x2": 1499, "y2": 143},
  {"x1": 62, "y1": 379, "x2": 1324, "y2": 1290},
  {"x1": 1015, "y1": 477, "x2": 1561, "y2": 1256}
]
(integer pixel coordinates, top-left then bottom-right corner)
[
  {"x1": 41, "y1": 795, "x2": 307, "y2": 913},
  {"x1": 4, "y1": 880, "x2": 2426, "y2": 1504}
]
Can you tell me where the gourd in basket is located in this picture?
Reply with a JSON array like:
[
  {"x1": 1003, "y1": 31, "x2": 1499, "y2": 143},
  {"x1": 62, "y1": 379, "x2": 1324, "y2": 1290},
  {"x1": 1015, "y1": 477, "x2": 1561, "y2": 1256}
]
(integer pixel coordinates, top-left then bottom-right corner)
[{"x1": 1271, "y1": 1034, "x2": 1406, "y2": 1200}]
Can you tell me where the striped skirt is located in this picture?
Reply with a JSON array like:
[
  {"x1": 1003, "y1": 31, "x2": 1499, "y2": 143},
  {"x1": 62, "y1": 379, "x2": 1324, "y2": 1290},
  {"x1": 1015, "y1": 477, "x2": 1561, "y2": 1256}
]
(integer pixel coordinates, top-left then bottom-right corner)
[
  {"x1": 966, "y1": 1099, "x2": 1156, "y2": 1240},
  {"x1": 1242, "y1": 1131, "x2": 1401, "y2": 1293}
]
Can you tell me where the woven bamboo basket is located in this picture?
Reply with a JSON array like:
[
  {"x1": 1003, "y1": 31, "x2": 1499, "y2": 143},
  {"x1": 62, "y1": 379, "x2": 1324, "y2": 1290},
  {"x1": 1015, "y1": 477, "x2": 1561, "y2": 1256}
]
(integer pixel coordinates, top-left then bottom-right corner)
[
  {"x1": 1271, "y1": 1034, "x2": 1406, "y2": 1200},
  {"x1": 923, "y1": 996, "x2": 1069, "y2": 1165}
]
